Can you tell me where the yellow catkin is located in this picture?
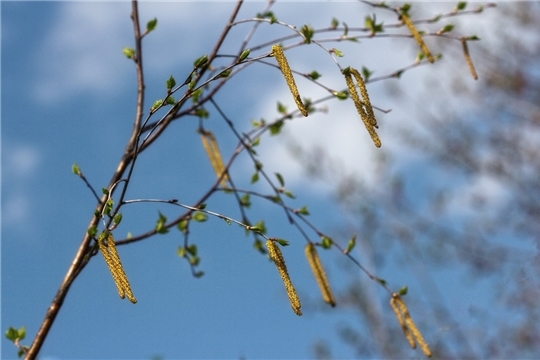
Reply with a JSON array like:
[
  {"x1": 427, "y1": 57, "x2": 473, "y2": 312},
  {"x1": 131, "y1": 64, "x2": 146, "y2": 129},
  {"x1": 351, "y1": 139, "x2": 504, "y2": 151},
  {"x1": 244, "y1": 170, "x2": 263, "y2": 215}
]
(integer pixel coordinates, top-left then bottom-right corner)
[
  {"x1": 200, "y1": 130, "x2": 229, "y2": 188},
  {"x1": 344, "y1": 70, "x2": 381, "y2": 148},
  {"x1": 394, "y1": 295, "x2": 432, "y2": 357},
  {"x1": 266, "y1": 240, "x2": 302, "y2": 316},
  {"x1": 98, "y1": 232, "x2": 137, "y2": 304},
  {"x1": 272, "y1": 45, "x2": 308, "y2": 117},
  {"x1": 305, "y1": 243, "x2": 335, "y2": 306},
  {"x1": 390, "y1": 297, "x2": 416, "y2": 349},
  {"x1": 98, "y1": 235, "x2": 125, "y2": 299},
  {"x1": 461, "y1": 38, "x2": 478, "y2": 80},
  {"x1": 401, "y1": 13, "x2": 434, "y2": 64},
  {"x1": 350, "y1": 68, "x2": 378, "y2": 128}
]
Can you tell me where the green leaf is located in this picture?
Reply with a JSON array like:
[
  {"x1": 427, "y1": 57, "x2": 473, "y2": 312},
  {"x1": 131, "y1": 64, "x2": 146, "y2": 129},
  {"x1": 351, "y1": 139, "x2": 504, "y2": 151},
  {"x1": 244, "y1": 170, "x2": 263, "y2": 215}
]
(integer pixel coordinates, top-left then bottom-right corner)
[
  {"x1": 193, "y1": 54, "x2": 208, "y2": 68},
  {"x1": 217, "y1": 69, "x2": 231, "y2": 78},
  {"x1": 298, "y1": 205, "x2": 310, "y2": 215},
  {"x1": 333, "y1": 49, "x2": 344, "y2": 57},
  {"x1": 151, "y1": 99, "x2": 163, "y2": 111},
  {"x1": 194, "y1": 108, "x2": 209, "y2": 118},
  {"x1": 194, "y1": 271, "x2": 205, "y2": 278},
  {"x1": 301, "y1": 24, "x2": 314, "y2": 44},
  {"x1": 166, "y1": 75, "x2": 176, "y2": 90},
  {"x1": 146, "y1": 18, "x2": 157, "y2": 32},
  {"x1": 378, "y1": 278, "x2": 387, "y2": 285},
  {"x1": 223, "y1": 217, "x2": 232, "y2": 225},
  {"x1": 5, "y1": 327, "x2": 18, "y2": 341},
  {"x1": 177, "y1": 246, "x2": 186, "y2": 257},
  {"x1": 276, "y1": 238, "x2": 290, "y2": 246},
  {"x1": 277, "y1": 101, "x2": 287, "y2": 114},
  {"x1": 122, "y1": 47, "x2": 135, "y2": 59},
  {"x1": 187, "y1": 244, "x2": 198, "y2": 256},
  {"x1": 198, "y1": 204, "x2": 207, "y2": 210},
  {"x1": 275, "y1": 173, "x2": 285, "y2": 187},
  {"x1": 253, "y1": 239, "x2": 266, "y2": 254},
  {"x1": 400, "y1": 3, "x2": 411, "y2": 14},
  {"x1": 240, "y1": 194, "x2": 251, "y2": 208},
  {"x1": 457, "y1": 1, "x2": 467, "y2": 10},
  {"x1": 113, "y1": 213, "x2": 122, "y2": 226},
  {"x1": 165, "y1": 96, "x2": 175, "y2": 105},
  {"x1": 155, "y1": 211, "x2": 169, "y2": 234},
  {"x1": 191, "y1": 88, "x2": 203, "y2": 103},
  {"x1": 239, "y1": 49, "x2": 250, "y2": 62},
  {"x1": 362, "y1": 66, "x2": 373, "y2": 81},
  {"x1": 103, "y1": 199, "x2": 114, "y2": 216},
  {"x1": 101, "y1": 188, "x2": 109, "y2": 195},
  {"x1": 192, "y1": 211, "x2": 207, "y2": 222},
  {"x1": 331, "y1": 17, "x2": 339, "y2": 29},
  {"x1": 177, "y1": 219, "x2": 189, "y2": 233},
  {"x1": 87, "y1": 226, "x2": 98, "y2": 237},
  {"x1": 308, "y1": 71, "x2": 322, "y2": 80},
  {"x1": 269, "y1": 120, "x2": 284, "y2": 135},
  {"x1": 334, "y1": 91, "x2": 348, "y2": 100},
  {"x1": 71, "y1": 163, "x2": 80, "y2": 175},
  {"x1": 467, "y1": 35, "x2": 480, "y2": 41},
  {"x1": 254, "y1": 220, "x2": 266, "y2": 234},
  {"x1": 345, "y1": 234, "x2": 356, "y2": 254},
  {"x1": 251, "y1": 172, "x2": 259, "y2": 184},
  {"x1": 321, "y1": 236, "x2": 332, "y2": 249},
  {"x1": 399, "y1": 285, "x2": 408, "y2": 296},
  {"x1": 284, "y1": 191, "x2": 295, "y2": 199},
  {"x1": 189, "y1": 256, "x2": 200, "y2": 266},
  {"x1": 17, "y1": 326, "x2": 26, "y2": 340},
  {"x1": 441, "y1": 24, "x2": 454, "y2": 33}
]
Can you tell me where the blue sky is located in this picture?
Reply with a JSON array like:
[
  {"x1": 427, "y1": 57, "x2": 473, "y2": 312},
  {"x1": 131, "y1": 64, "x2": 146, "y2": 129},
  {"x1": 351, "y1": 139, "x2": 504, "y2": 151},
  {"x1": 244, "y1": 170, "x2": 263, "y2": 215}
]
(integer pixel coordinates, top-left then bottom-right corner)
[{"x1": 1, "y1": 1, "x2": 514, "y2": 359}]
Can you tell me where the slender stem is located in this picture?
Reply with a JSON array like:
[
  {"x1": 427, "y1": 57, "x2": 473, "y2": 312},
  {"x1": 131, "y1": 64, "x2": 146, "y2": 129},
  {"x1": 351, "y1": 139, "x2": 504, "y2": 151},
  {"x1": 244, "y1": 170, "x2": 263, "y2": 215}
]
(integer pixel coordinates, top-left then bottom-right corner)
[{"x1": 25, "y1": 2, "x2": 144, "y2": 359}]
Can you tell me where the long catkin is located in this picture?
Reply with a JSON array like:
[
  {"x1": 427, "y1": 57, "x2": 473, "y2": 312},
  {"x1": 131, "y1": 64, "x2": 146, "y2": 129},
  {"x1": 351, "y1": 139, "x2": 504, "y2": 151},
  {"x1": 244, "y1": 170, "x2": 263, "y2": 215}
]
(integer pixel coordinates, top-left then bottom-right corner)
[
  {"x1": 350, "y1": 68, "x2": 377, "y2": 128},
  {"x1": 343, "y1": 70, "x2": 381, "y2": 148},
  {"x1": 393, "y1": 294, "x2": 432, "y2": 357},
  {"x1": 98, "y1": 231, "x2": 137, "y2": 304},
  {"x1": 272, "y1": 45, "x2": 308, "y2": 117},
  {"x1": 461, "y1": 38, "x2": 478, "y2": 80},
  {"x1": 200, "y1": 130, "x2": 229, "y2": 188},
  {"x1": 305, "y1": 243, "x2": 335, "y2": 306},
  {"x1": 266, "y1": 240, "x2": 302, "y2": 316},
  {"x1": 401, "y1": 13, "x2": 434, "y2": 64}
]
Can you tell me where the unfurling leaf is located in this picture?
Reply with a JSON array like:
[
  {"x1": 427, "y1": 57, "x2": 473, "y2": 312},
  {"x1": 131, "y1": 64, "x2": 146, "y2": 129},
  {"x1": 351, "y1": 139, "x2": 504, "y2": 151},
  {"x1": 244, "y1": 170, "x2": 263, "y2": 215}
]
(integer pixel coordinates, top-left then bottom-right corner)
[
  {"x1": 238, "y1": 49, "x2": 250, "y2": 62},
  {"x1": 192, "y1": 211, "x2": 207, "y2": 222},
  {"x1": 166, "y1": 75, "x2": 176, "y2": 90},
  {"x1": 146, "y1": 18, "x2": 157, "y2": 32},
  {"x1": 345, "y1": 234, "x2": 357, "y2": 254},
  {"x1": 193, "y1": 54, "x2": 208, "y2": 68},
  {"x1": 122, "y1": 47, "x2": 135, "y2": 59},
  {"x1": 71, "y1": 163, "x2": 81, "y2": 175}
]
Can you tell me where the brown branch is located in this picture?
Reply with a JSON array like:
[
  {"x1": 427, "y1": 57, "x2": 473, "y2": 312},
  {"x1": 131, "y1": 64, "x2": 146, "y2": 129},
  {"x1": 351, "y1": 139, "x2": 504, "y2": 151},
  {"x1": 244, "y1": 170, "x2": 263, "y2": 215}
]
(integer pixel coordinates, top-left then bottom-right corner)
[{"x1": 25, "y1": 2, "x2": 145, "y2": 358}]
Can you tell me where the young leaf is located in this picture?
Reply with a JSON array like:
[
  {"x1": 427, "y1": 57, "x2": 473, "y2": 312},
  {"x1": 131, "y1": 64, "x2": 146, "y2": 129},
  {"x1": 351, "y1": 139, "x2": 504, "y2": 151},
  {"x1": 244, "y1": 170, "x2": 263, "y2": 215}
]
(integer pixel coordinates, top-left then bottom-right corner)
[
  {"x1": 345, "y1": 234, "x2": 357, "y2": 254},
  {"x1": 284, "y1": 191, "x2": 296, "y2": 199},
  {"x1": 122, "y1": 47, "x2": 135, "y2": 59},
  {"x1": 308, "y1": 71, "x2": 322, "y2": 80},
  {"x1": 177, "y1": 246, "x2": 186, "y2": 257},
  {"x1": 321, "y1": 236, "x2": 332, "y2": 249},
  {"x1": 276, "y1": 238, "x2": 289, "y2": 246},
  {"x1": 113, "y1": 213, "x2": 122, "y2": 226},
  {"x1": 198, "y1": 204, "x2": 207, "y2": 210},
  {"x1": 334, "y1": 91, "x2": 348, "y2": 100},
  {"x1": 166, "y1": 75, "x2": 176, "y2": 90},
  {"x1": 362, "y1": 66, "x2": 373, "y2": 81},
  {"x1": 399, "y1": 285, "x2": 408, "y2": 296},
  {"x1": 177, "y1": 219, "x2": 189, "y2": 233},
  {"x1": 217, "y1": 69, "x2": 231, "y2": 78},
  {"x1": 301, "y1": 24, "x2": 314, "y2": 44},
  {"x1": 146, "y1": 18, "x2": 157, "y2": 32},
  {"x1": 333, "y1": 49, "x2": 344, "y2": 57},
  {"x1": 251, "y1": 172, "x2": 259, "y2": 184},
  {"x1": 87, "y1": 226, "x2": 98, "y2": 237},
  {"x1": 187, "y1": 244, "x2": 198, "y2": 256},
  {"x1": 17, "y1": 326, "x2": 26, "y2": 340},
  {"x1": 192, "y1": 211, "x2": 207, "y2": 222},
  {"x1": 269, "y1": 120, "x2": 284, "y2": 135},
  {"x1": 165, "y1": 96, "x2": 175, "y2": 105},
  {"x1": 71, "y1": 163, "x2": 80, "y2": 175},
  {"x1": 457, "y1": 1, "x2": 467, "y2": 10},
  {"x1": 238, "y1": 49, "x2": 250, "y2": 62},
  {"x1": 275, "y1": 173, "x2": 285, "y2": 187},
  {"x1": 240, "y1": 194, "x2": 251, "y2": 208},
  {"x1": 276, "y1": 101, "x2": 288, "y2": 114},
  {"x1": 331, "y1": 17, "x2": 339, "y2": 29},
  {"x1": 5, "y1": 327, "x2": 18, "y2": 341},
  {"x1": 193, "y1": 54, "x2": 208, "y2": 68},
  {"x1": 298, "y1": 205, "x2": 310, "y2": 215},
  {"x1": 156, "y1": 211, "x2": 169, "y2": 234}
]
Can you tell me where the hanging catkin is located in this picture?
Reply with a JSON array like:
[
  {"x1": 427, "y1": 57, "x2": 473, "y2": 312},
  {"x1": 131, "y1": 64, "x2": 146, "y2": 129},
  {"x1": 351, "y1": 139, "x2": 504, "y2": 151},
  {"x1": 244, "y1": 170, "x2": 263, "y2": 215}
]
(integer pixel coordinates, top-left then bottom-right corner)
[
  {"x1": 272, "y1": 45, "x2": 308, "y2": 117},
  {"x1": 305, "y1": 243, "x2": 335, "y2": 306},
  {"x1": 98, "y1": 231, "x2": 137, "y2": 303},
  {"x1": 266, "y1": 239, "x2": 302, "y2": 316},
  {"x1": 391, "y1": 294, "x2": 431, "y2": 357}
]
